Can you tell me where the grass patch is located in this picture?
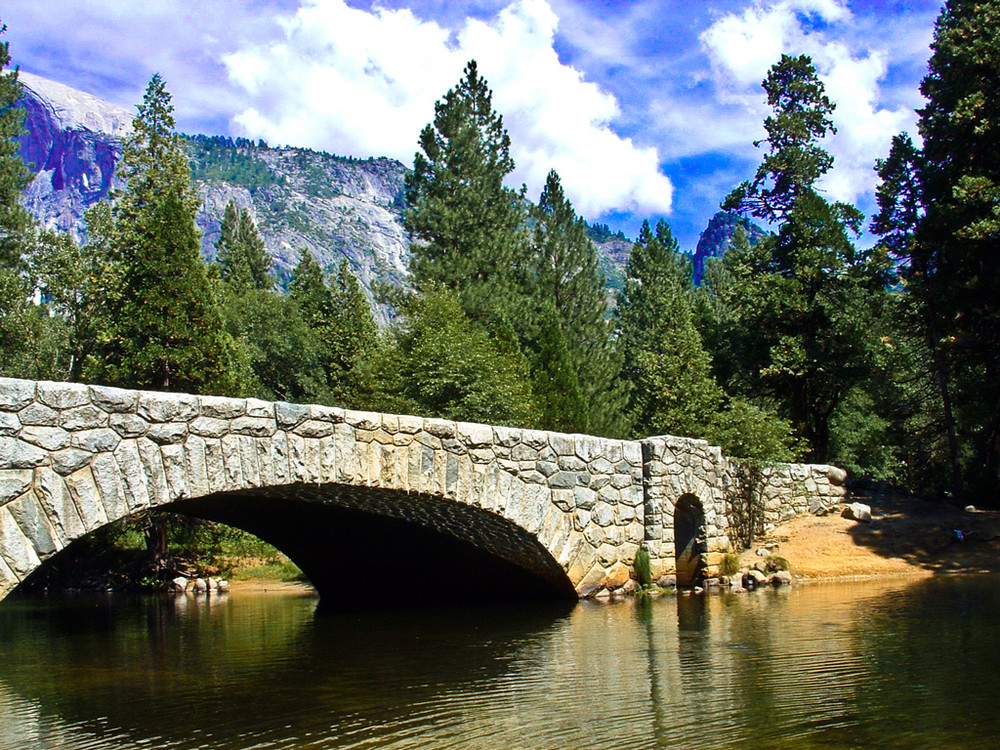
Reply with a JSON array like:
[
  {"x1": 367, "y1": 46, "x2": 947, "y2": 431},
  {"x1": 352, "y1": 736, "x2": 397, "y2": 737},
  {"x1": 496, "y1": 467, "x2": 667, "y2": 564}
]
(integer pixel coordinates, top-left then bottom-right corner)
[{"x1": 229, "y1": 557, "x2": 305, "y2": 583}]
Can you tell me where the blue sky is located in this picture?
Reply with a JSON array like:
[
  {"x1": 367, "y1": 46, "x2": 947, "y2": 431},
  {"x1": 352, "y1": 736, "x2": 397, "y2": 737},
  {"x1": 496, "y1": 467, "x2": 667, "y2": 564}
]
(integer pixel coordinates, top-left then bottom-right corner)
[{"x1": 1, "y1": 0, "x2": 944, "y2": 251}]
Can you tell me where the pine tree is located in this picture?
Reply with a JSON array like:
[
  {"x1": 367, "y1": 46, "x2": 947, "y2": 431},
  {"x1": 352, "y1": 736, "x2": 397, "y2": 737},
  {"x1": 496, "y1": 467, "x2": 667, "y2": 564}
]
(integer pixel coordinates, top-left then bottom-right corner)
[
  {"x1": 872, "y1": 133, "x2": 963, "y2": 494},
  {"x1": 0, "y1": 23, "x2": 33, "y2": 271},
  {"x1": 85, "y1": 74, "x2": 238, "y2": 394},
  {"x1": 288, "y1": 251, "x2": 378, "y2": 406},
  {"x1": 404, "y1": 60, "x2": 528, "y2": 321},
  {"x1": 617, "y1": 220, "x2": 722, "y2": 438},
  {"x1": 215, "y1": 200, "x2": 243, "y2": 282},
  {"x1": 216, "y1": 200, "x2": 272, "y2": 290},
  {"x1": 915, "y1": 0, "x2": 1000, "y2": 493},
  {"x1": 237, "y1": 208, "x2": 271, "y2": 290},
  {"x1": 527, "y1": 170, "x2": 628, "y2": 436},
  {"x1": 0, "y1": 22, "x2": 61, "y2": 379},
  {"x1": 722, "y1": 54, "x2": 878, "y2": 461}
]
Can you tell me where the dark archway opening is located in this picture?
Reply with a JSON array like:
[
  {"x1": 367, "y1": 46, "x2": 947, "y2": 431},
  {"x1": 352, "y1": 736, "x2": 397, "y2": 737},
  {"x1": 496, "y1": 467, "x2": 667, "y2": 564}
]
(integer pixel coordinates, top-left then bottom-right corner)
[
  {"x1": 673, "y1": 493, "x2": 706, "y2": 587},
  {"x1": 169, "y1": 486, "x2": 577, "y2": 611}
]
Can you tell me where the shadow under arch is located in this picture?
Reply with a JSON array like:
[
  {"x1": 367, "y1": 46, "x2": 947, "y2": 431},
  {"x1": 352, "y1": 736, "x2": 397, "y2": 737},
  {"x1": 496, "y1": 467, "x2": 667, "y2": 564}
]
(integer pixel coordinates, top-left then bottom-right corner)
[
  {"x1": 673, "y1": 493, "x2": 706, "y2": 587},
  {"x1": 162, "y1": 482, "x2": 578, "y2": 610}
]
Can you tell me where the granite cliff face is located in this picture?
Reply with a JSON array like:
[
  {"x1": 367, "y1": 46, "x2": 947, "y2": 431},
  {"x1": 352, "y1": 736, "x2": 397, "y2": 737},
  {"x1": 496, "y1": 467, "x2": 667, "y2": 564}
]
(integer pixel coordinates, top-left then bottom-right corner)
[
  {"x1": 17, "y1": 72, "x2": 130, "y2": 239},
  {"x1": 691, "y1": 211, "x2": 769, "y2": 285},
  {"x1": 15, "y1": 73, "x2": 410, "y2": 304}
]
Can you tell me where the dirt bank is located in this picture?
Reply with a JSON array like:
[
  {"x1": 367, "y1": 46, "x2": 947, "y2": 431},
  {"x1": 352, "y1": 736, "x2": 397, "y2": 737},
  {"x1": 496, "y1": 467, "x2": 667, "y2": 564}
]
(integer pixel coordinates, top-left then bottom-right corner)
[{"x1": 741, "y1": 494, "x2": 1000, "y2": 582}]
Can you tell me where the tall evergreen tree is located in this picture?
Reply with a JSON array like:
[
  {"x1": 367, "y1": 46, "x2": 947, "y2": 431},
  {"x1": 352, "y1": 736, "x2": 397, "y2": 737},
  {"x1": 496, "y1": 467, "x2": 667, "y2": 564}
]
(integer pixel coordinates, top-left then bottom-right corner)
[
  {"x1": 404, "y1": 60, "x2": 528, "y2": 321},
  {"x1": 527, "y1": 170, "x2": 627, "y2": 436},
  {"x1": 84, "y1": 74, "x2": 238, "y2": 394},
  {"x1": 214, "y1": 200, "x2": 242, "y2": 281},
  {"x1": 872, "y1": 133, "x2": 963, "y2": 494},
  {"x1": 288, "y1": 251, "x2": 378, "y2": 406},
  {"x1": 916, "y1": 0, "x2": 1000, "y2": 493},
  {"x1": 237, "y1": 208, "x2": 272, "y2": 290},
  {"x1": 722, "y1": 54, "x2": 878, "y2": 461},
  {"x1": 617, "y1": 220, "x2": 722, "y2": 438},
  {"x1": 0, "y1": 22, "x2": 32, "y2": 271},
  {"x1": 216, "y1": 200, "x2": 272, "y2": 290},
  {"x1": 0, "y1": 22, "x2": 65, "y2": 380}
]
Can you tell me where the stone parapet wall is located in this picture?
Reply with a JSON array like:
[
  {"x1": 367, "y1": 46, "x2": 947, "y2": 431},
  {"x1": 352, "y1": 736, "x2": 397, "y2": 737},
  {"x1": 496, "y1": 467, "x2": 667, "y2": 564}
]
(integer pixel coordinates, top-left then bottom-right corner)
[{"x1": 755, "y1": 463, "x2": 847, "y2": 532}]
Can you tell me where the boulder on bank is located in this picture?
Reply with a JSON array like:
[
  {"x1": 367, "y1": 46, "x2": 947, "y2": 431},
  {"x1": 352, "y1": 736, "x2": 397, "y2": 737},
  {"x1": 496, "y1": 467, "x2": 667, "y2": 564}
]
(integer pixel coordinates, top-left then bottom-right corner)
[{"x1": 842, "y1": 502, "x2": 873, "y2": 523}]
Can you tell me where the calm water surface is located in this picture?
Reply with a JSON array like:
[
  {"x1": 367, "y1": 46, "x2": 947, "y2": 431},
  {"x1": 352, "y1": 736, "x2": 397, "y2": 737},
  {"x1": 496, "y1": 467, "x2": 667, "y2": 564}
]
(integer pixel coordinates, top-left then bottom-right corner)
[{"x1": 1, "y1": 576, "x2": 999, "y2": 749}]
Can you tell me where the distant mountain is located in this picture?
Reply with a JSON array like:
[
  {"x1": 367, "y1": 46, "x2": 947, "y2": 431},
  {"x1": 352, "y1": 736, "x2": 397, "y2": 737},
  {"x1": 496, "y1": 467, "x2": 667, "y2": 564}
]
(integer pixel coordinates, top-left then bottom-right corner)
[
  {"x1": 584, "y1": 222, "x2": 629, "y2": 297},
  {"x1": 691, "y1": 211, "x2": 769, "y2": 285},
  {"x1": 16, "y1": 72, "x2": 638, "y2": 317},
  {"x1": 16, "y1": 72, "x2": 409, "y2": 313},
  {"x1": 17, "y1": 71, "x2": 129, "y2": 237}
]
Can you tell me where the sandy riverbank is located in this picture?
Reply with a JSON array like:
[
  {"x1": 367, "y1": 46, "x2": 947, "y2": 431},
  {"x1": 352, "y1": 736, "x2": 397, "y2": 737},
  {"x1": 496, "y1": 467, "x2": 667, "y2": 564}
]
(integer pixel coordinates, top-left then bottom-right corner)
[{"x1": 741, "y1": 494, "x2": 1000, "y2": 582}]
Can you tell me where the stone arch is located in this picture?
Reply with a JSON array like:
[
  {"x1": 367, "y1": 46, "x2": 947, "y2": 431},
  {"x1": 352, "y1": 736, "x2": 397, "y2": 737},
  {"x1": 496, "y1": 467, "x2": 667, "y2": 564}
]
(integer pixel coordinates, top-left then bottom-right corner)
[{"x1": 1, "y1": 379, "x2": 647, "y2": 603}]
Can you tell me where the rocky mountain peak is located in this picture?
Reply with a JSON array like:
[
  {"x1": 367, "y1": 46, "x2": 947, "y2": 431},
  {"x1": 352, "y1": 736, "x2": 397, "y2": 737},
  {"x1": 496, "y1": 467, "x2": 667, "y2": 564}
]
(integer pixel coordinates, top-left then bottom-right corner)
[
  {"x1": 19, "y1": 71, "x2": 133, "y2": 138},
  {"x1": 692, "y1": 211, "x2": 769, "y2": 285}
]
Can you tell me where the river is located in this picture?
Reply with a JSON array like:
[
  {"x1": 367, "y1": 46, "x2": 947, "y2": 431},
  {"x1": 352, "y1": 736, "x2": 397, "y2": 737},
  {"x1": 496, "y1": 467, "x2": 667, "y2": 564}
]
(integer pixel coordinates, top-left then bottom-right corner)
[{"x1": 1, "y1": 575, "x2": 998, "y2": 749}]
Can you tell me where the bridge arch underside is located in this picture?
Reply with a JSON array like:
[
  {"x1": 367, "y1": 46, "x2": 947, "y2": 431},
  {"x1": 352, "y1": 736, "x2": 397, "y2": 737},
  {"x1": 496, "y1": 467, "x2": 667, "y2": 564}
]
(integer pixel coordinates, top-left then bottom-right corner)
[{"x1": 164, "y1": 483, "x2": 577, "y2": 608}]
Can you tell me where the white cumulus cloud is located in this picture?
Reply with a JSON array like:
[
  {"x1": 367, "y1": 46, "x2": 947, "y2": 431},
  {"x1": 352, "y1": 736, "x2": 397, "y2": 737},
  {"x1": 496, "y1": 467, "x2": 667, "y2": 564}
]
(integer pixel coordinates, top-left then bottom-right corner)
[
  {"x1": 699, "y1": 0, "x2": 916, "y2": 207},
  {"x1": 223, "y1": 0, "x2": 673, "y2": 218}
]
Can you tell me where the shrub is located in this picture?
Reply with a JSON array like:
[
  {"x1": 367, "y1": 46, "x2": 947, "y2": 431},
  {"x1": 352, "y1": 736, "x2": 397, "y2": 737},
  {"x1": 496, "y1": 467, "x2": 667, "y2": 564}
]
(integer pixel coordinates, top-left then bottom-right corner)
[
  {"x1": 720, "y1": 551, "x2": 741, "y2": 576},
  {"x1": 634, "y1": 547, "x2": 653, "y2": 586}
]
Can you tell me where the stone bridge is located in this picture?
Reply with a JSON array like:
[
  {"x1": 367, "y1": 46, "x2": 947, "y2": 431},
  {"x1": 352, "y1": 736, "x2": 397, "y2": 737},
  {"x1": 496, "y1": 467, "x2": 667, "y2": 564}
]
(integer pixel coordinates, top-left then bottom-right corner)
[{"x1": 0, "y1": 379, "x2": 846, "y2": 604}]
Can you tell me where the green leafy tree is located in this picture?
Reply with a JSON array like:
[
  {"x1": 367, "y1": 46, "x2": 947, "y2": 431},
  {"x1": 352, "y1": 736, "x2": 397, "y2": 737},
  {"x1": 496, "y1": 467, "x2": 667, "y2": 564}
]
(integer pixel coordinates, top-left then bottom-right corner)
[
  {"x1": 84, "y1": 74, "x2": 239, "y2": 395},
  {"x1": 526, "y1": 170, "x2": 628, "y2": 436},
  {"x1": 907, "y1": 0, "x2": 1000, "y2": 494},
  {"x1": 722, "y1": 54, "x2": 879, "y2": 462},
  {"x1": 370, "y1": 288, "x2": 536, "y2": 426},
  {"x1": 404, "y1": 60, "x2": 528, "y2": 321},
  {"x1": 288, "y1": 251, "x2": 379, "y2": 406},
  {"x1": 616, "y1": 220, "x2": 722, "y2": 438}
]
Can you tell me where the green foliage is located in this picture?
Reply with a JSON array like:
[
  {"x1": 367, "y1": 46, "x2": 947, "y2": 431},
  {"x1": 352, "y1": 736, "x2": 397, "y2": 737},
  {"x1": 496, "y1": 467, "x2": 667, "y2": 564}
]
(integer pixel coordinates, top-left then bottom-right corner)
[
  {"x1": 726, "y1": 459, "x2": 767, "y2": 550},
  {"x1": 405, "y1": 60, "x2": 528, "y2": 321},
  {"x1": 634, "y1": 547, "x2": 653, "y2": 587},
  {"x1": 0, "y1": 23, "x2": 57, "y2": 379},
  {"x1": 288, "y1": 251, "x2": 379, "y2": 406},
  {"x1": 368, "y1": 288, "x2": 536, "y2": 426},
  {"x1": 216, "y1": 200, "x2": 273, "y2": 290},
  {"x1": 185, "y1": 134, "x2": 281, "y2": 191},
  {"x1": 617, "y1": 220, "x2": 722, "y2": 439},
  {"x1": 84, "y1": 75, "x2": 241, "y2": 395},
  {"x1": 705, "y1": 398, "x2": 803, "y2": 463},
  {"x1": 0, "y1": 24, "x2": 33, "y2": 271},
  {"x1": 763, "y1": 555, "x2": 789, "y2": 573},
  {"x1": 870, "y1": 0, "x2": 1000, "y2": 498},
  {"x1": 525, "y1": 170, "x2": 628, "y2": 436},
  {"x1": 721, "y1": 54, "x2": 883, "y2": 462},
  {"x1": 720, "y1": 551, "x2": 741, "y2": 577}
]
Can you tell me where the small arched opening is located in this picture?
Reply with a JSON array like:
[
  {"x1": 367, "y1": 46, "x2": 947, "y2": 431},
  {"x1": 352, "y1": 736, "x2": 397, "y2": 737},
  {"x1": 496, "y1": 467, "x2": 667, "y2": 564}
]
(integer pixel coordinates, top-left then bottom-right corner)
[{"x1": 673, "y1": 493, "x2": 706, "y2": 587}]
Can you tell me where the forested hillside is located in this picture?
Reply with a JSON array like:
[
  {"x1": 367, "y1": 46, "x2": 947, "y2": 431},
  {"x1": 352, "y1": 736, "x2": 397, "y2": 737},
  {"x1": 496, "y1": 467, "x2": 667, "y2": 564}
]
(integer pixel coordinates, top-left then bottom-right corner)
[{"x1": 4, "y1": 0, "x2": 1000, "y2": 510}]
